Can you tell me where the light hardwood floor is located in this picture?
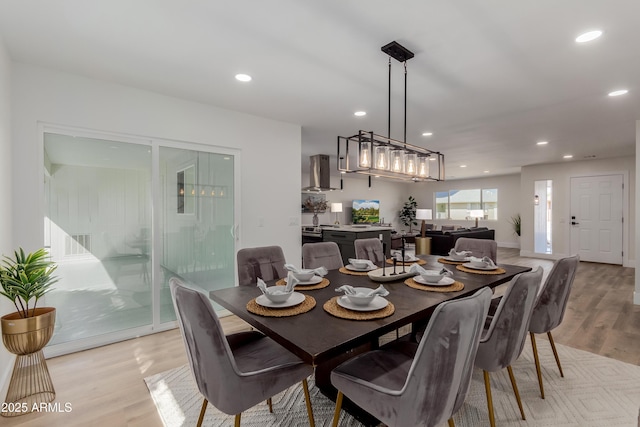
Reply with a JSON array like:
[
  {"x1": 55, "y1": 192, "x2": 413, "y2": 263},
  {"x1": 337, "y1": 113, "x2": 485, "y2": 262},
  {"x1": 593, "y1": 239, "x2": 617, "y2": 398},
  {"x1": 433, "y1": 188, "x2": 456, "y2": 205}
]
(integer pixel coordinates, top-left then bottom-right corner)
[{"x1": 2, "y1": 248, "x2": 639, "y2": 426}]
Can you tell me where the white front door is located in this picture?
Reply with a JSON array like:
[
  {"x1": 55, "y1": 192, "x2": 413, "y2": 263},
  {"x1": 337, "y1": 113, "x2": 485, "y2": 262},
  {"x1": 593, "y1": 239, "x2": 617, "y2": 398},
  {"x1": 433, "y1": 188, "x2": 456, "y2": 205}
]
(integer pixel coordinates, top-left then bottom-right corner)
[{"x1": 570, "y1": 174, "x2": 623, "y2": 264}]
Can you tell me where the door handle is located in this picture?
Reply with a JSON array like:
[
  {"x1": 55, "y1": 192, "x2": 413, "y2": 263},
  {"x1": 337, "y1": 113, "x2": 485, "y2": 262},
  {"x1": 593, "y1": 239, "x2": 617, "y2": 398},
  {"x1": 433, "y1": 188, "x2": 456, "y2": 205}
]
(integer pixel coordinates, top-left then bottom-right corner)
[{"x1": 571, "y1": 221, "x2": 579, "y2": 225}]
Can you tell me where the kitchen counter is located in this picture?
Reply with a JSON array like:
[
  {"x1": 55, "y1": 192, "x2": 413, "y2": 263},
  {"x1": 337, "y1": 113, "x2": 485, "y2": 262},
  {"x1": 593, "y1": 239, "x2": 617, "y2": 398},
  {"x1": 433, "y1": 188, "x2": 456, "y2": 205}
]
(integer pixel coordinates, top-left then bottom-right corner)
[{"x1": 320, "y1": 226, "x2": 392, "y2": 264}]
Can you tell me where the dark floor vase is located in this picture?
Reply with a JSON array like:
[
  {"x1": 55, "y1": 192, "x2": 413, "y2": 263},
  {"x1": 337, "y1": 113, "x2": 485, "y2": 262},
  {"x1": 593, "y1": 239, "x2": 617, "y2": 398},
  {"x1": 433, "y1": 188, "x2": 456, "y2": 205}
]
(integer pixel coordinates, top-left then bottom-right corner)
[{"x1": 1, "y1": 307, "x2": 56, "y2": 417}]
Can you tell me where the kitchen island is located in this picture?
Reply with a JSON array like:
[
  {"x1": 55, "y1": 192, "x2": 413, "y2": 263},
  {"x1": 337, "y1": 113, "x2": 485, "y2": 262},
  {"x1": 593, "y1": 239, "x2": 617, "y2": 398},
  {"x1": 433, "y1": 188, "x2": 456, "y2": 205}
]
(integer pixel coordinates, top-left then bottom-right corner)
[{"x1": 321, "y1": 225, "x2": 392, "y2": 264}]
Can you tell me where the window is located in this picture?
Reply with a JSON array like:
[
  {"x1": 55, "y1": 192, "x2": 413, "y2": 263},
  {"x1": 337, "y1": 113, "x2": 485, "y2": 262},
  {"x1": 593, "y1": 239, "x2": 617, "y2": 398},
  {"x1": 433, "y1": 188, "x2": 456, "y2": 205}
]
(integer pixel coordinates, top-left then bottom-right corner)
[{"x1": 434, "y1": 188, "x2": 498, "y2": 220}]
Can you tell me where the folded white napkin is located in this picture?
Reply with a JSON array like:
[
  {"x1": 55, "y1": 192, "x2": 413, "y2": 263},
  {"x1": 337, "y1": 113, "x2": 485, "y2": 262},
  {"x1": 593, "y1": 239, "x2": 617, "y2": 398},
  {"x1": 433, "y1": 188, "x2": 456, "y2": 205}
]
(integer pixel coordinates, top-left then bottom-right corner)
[
  {"x1": 469, "y1": 256, "x2": 497, "y2": 268},
  {"x1": 408, "y1": 264, "x2": 453, "y2": 276},
  {"x1": 348, "y1": 258, "x2": 377, "y2": 269},
  {"x1": 335, "y1": 284, "x2": 389, "y2": 297},
  {"x1": 449, "y1": 249, "x2": 471, "y2": 258},
  {"x1": 257, "y1": 273, "x2": 298, "y2": 295},
  {"x1": 392, "y1": 251, "x2": 415, "y2": 261},
  {"x1": 284, "y1": 264, "x2": 328, "y2": 277}
]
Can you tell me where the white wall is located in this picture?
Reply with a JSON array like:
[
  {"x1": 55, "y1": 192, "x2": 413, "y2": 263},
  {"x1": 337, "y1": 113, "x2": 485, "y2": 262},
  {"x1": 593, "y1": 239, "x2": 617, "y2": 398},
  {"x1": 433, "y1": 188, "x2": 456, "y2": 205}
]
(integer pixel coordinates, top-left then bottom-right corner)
[
  {"x1": 11, "y1": 64, "x2": 302, "y2": 265},
  {"x1": 636, "y1": 121, "x2": 640, "y2": 304},
  {"x1": 521, "y1": 157, "x2": 635, "y2": 265},
  {"x1": 409, "y1": 174, "x2": 522, "y2": 247},
  {"x1": 0, "y1": 34, "x2": 13, "y2": 407}
]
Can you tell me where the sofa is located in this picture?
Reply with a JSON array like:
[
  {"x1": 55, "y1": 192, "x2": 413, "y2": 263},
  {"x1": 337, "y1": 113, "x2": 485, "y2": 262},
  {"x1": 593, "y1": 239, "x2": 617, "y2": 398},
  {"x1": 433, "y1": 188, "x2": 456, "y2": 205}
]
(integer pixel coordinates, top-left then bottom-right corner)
[{"x1": 392, "y1": 227, "x2": 495, "y2": 255}]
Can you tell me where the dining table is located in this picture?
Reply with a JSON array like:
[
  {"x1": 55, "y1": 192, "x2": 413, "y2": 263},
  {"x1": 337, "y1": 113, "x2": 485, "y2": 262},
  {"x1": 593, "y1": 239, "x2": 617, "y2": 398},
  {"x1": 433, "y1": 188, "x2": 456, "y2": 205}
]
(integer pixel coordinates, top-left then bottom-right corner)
[{"x1": 209, "y1": 255, "x2": 531, "y2": 425}]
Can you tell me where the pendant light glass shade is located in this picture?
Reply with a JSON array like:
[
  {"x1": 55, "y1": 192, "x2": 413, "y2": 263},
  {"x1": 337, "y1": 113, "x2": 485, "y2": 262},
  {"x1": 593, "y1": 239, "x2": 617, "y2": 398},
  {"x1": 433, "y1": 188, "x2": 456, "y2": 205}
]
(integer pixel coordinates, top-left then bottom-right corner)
[
  {"x1": 418, "y1": 155, "x2": 429, "y2": 178},
  {"x1": 359, "y1": 141, "x2": 371, "y2": 168},
  {"x1": 390, "y1": 150, "x2": 404, "y2": 173},
  {"x1": 375, "y1": 145, "x2": 390, "y2": 170},
  {"x1": 405, "y1": 152, "x2": 417, "y2": 175}
]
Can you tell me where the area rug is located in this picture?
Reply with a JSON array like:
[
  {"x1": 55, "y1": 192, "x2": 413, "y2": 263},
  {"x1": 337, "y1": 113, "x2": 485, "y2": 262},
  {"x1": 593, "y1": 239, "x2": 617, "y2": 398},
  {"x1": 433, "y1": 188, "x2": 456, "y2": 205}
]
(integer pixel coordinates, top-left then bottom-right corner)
[{"x1": 145, "y1": 339, "x2": 640, "y2": 426}]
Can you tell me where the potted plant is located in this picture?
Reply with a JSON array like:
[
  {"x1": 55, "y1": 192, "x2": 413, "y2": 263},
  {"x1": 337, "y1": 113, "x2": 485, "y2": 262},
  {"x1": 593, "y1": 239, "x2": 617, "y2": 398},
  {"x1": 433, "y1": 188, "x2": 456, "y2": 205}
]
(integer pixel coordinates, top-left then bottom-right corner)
[
  {"x1": 399, "y1": 196, "x2": 418, "y2": 233},
  {"x1": 0, "y1": 247, "x2": 58, "y2": 417}
]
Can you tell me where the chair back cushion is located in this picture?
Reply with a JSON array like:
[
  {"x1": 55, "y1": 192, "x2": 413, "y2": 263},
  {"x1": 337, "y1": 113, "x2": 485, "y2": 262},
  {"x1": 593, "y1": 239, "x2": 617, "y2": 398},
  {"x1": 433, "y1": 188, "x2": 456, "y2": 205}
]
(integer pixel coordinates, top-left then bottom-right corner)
[
  {"x1": 529, "y1": 255, "x2": 579, "y2": 333},
  {"x1": 354, "y1": 238, "x2": 385, "y2": 264},
  {"x1": 236, "y1": 246, "x2": 287, "y2": 286},
  {"x1": 302, "y1": 241, "x2": 344, "y2": 269},
  {"x1": 169, "y1": 278, "x2": 244, "y2": 414},
  {"x1": 454, "y1": 237, "x2": 498, "y2": 262},
  {"x1": 475, "y1": 267, "x2": 544, "y2": 372}
]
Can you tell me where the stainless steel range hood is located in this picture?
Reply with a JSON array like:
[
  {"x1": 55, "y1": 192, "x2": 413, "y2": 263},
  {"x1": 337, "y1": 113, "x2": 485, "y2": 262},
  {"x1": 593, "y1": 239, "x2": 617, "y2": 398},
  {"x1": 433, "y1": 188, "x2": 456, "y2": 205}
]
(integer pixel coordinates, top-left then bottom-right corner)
[{"x1": 302, "y1": 154, "x2": 339, "y2": 192}]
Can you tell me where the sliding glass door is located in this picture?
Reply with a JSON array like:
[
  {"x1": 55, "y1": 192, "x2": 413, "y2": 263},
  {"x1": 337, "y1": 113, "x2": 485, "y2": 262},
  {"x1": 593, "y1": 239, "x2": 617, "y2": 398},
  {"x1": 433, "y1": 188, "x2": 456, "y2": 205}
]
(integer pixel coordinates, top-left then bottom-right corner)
[{"x1": 43, "y1": 130, "x2": 237, "y2": 351}]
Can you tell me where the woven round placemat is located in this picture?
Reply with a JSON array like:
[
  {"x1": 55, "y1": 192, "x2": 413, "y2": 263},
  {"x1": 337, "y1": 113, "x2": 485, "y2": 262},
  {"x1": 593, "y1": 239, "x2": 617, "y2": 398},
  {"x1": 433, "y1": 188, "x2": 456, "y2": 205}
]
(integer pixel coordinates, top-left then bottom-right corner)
[
  {"x1": 323, "y1": 296, "x2": 395, "y2": 320},
  {"x1": 456, "y1": 265, "x2": 506, "y2": 275},
  {"x1": 385, "y1": 258, "x2": 426, "y2": 266},
  {"x1": 404, "y1": 278, "x2": 464, "y2": 292},
  {"x1": 246, "y1": 295, "x2": 316, "y2": 317},
  {"x1": 275, "y1": 277, "x2": 330, "y2": 290},
  {"x1": 437, "y1": 258, "x2": 466, "y2": 265},
  {"x1": 339, "y1": 267, "x2": 371, "y2": 276}
]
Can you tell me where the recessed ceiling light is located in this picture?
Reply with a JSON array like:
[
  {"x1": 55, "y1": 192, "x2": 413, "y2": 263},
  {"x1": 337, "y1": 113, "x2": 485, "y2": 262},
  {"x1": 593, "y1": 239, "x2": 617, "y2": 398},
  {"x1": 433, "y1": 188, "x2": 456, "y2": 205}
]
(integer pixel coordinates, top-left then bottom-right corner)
[
  {"x1": 422, "y1": 132, "x2": 433, "y2": 136},
  {"x1": 460, "y1": 165, "x2": 467, "y2": 168},
  {"x1": 563, "y1": 154, "x2": 573, "y2": 159},
  {"x1": 235, "y1": 73, "x2": 252, "y2": 82},
  {"x1": 608, "y1": 89, "x2": 629, "y2": 97},
  {"x1": 575, "y1": 30, "x2": 603, "y2": 43},
  {"x1": 483, "y1": 170, "x2": 490, "y2": 173},
  {"x1": 536, "y1": 141, "x2": 549, "y2": 145},
  {"x1": 354, "y1": 111, "x2": 366, "y2": 117},
  {"x1": 429, "y1": 157, "x2": 436, "y2": 161}
]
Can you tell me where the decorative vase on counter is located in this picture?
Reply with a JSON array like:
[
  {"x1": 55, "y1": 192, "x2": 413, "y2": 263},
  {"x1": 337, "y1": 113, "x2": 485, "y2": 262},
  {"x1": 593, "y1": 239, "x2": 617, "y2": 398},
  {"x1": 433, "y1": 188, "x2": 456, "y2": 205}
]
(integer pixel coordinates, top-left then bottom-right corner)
[{"x1": 312, "y1": 213, "x2": 319, "y2": 226}]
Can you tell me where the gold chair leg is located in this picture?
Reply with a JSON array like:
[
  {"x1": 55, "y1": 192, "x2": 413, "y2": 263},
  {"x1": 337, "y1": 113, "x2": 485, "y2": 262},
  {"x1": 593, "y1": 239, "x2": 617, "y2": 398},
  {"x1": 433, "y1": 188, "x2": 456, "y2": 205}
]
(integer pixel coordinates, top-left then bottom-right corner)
[
  {"x1": 483, "y1": 370, "x2": 496, "y2": 427},
  {"x1": 530, "y1": 332, "x2": 545, "y2": 399},
  {"x1": 507, "y1": 365, "x2": 526, "y2": 420},
  {"x1": 332, "y1": 391, "x2": 344, "y2": 427},
  {"x1": 267, "y1": 397, "x2": 273, "y2": 413},
  {"x1": 448, "y1": 417, "x2": 455, "y2": 427},
  {"x1": 547, "y1": 331, "x2": 564, "y2": 377},
  {"x1": 302, "y1": 378, "x2": 315, "y2": 427},
  {"x1": 197, "y1": 399, "x2": 208, "y2": 427},
  {"x1": 235, "y1": 413, "x2": 241, "y2": 427}
]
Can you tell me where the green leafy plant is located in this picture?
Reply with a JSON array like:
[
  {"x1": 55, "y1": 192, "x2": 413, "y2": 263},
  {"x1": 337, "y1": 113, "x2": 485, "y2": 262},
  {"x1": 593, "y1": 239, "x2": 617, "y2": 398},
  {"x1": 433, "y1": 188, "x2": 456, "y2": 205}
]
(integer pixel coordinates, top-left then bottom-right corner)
[
  {"x1": 510, "y1": 213, "x2": 521, "y2": 237},
  {"x1": 399, "y1": 196, "x2": 418, "y2": 232},
  {"x1": 0, "y1": 248, "x2": 58, "y2": 318}
]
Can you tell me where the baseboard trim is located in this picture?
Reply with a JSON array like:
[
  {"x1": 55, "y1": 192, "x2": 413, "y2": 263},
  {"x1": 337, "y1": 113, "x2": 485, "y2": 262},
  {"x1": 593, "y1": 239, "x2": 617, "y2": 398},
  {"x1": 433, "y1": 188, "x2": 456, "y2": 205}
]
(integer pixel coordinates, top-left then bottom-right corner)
[
  {"x1": 498, "y1": 241, "x2": 520, "y2": 249},
  {"x1": 519, "y1": 250, "x2": 563, "y2": 260}
]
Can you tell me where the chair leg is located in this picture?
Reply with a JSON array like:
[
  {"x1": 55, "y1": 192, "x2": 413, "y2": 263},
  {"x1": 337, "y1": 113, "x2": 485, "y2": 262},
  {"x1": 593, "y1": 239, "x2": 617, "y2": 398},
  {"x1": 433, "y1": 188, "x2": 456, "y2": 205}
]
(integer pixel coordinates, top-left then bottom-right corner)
[
  {"x1": 301, "y1": 378, "x2": 315, "y2": 427},
  {"x1": 483, "y1": 370, "x2": 496, "y2": 427},
  {"x1": 331, "y1": 391, "x2": 344, "y2": 427},
  {"x1": 547, "y1": 331, "x2": 564, "y2": 377},
  {"x1": 530, "y1": 332, "x2": 545, "y2": 399},
  {"x1": 507, "y1": 365, "x2": 526, "y2": 420},
  {"x1": 267, "y1": 397, "x2": 273, "y2": 413},
  {"x1": 234, "y1": 413, "x2": 241, "y2": 427},
  {"x1": 448, "y1": 417, "x2": 455, "y2": 427},
  {"x1": 197, "y1": 398, "x2": 208, "y2": 427}
]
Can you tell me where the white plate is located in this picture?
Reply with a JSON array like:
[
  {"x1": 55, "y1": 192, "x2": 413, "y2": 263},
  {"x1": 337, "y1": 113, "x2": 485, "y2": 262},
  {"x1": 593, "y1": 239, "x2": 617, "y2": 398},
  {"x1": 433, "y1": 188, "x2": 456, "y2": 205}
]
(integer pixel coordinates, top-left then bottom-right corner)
[
  {"x1": 442, "y1": 256, "x2": 470, "y2": 262},
  {"x1": 337, "y1": 295, "x2": 389, "y2": 312},
  {"x1": 413, "y1": 276, "x2": 455, "y2": 287},
  {"x1": 367, "y1": 268, "x2": 414, "y2": 282},
  {"x1": 284, "y1": 275, "x2": 323, "y2": 285},
  {"x1": 255, "y1": 292, "x2": 305, "y2": 308},
  {"x1": 462, "y1": 262, "x2": 499, "y2": 271},
  {"x1": 346, "y1": 264, "x2": 376, "y2": 272}
]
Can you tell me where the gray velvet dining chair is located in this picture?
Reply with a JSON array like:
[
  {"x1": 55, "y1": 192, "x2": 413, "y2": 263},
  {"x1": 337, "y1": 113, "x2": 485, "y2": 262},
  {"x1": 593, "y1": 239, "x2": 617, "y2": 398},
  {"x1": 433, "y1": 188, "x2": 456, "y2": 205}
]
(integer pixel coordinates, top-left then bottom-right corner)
[
  {"x1": 330, "y1": 287, "x2": 492, "y2": 427},
  {"x1": 474, "y1": 266, "x2": 543, "y2": 427},
  {"x1": 169, "y1": 278, "x2": 315, "y2": 427},
  {"x1": 236, "y1": 245, "x2": 288, "y2": 286},
  {"x1": 354, "y1": 238, "x2": 385, "y2": 264},
  {"x1": 454, "y1": 237, "x2": 498, "y2": 262},
  {"x1": 529, "y1": 254, "x2": 579, "y2": 398},
  {"x1": 302, "y1": 241, "x2": 343, "y2": 270}
]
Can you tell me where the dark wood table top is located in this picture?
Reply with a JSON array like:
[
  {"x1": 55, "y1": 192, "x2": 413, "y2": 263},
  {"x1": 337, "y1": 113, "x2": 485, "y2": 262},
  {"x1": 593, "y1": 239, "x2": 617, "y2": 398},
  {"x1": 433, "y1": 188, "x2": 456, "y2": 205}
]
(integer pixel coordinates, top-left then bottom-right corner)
[{"x1": 209, "y1": 256, "x2": 531, "y2": 365}]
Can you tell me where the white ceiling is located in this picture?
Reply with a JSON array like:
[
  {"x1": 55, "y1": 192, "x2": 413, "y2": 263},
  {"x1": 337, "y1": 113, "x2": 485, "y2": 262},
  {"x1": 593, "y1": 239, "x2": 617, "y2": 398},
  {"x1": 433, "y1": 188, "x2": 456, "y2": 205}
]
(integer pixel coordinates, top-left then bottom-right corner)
[{"x1": 1, "y1": 0, "x2": 639, "y2": 180}]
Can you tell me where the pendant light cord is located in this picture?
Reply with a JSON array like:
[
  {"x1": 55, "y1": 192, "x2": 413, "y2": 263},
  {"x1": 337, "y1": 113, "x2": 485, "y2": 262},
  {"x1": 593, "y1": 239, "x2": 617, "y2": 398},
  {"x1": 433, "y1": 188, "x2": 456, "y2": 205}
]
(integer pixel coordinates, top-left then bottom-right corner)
[
  {"x1": 404, "y1": 61, "x2": 407, "y2": 147},
  {"x1": 387, "y1": 56, "x2": 391, "y2": 140}
]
